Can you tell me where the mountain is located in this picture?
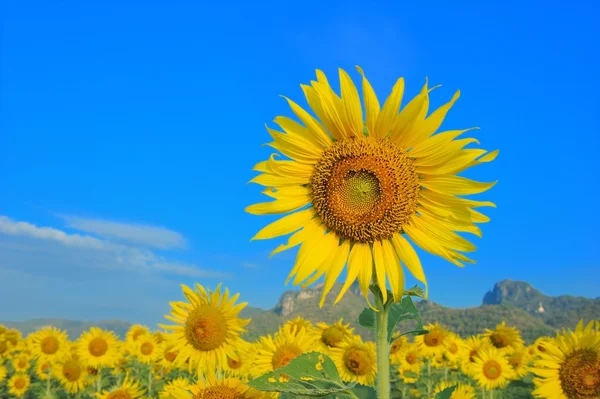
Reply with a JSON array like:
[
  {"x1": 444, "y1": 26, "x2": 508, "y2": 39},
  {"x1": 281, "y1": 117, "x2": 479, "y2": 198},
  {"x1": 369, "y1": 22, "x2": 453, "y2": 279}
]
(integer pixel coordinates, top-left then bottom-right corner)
[
  {"x1": 3, "y1": 280, "x2": 598, "y2": 344},
  {"x1": 482, "y1": 280, "x2": 600, "y2": 330}
]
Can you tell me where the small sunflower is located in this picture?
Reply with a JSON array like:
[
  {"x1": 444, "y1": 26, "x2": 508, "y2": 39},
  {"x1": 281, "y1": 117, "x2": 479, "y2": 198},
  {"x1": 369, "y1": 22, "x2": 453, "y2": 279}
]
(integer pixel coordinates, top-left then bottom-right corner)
[
  {"x1": 330, "y1": 336, "x2": 377, "y2": 386},
  {"x1": 531, "y1": 336, "x2": 553, "y2": 358},
  {"x1": 398, "y1": 343, "x2": 425, "y2": 374},
  {"x1": 532, "y1": 320, "x2": 600, "y2": 399},
  {"x1": 315, "y1": 319, "x2": 354, "y2": 353},
  {"x1": 247, "y1": 67, "x2": 497, "y2": 307},
  {"x1": 34, "y1": 359, "x2": 53, "y2": 380},
  {"x1": 483, "y1": 321, "x2": 524, "y2": 355},
  {"x1": 77, "y1": 327, "x2": 120, "y2": 368},
  {"x1": 29, "y1": 326, "x2": 69, "y2": 362},
  {"x1": 434, "y1": 381, "x2": 476, "y2": 399},
  {"x1": 252, "y1": 326, "x2": 318, "y2": 376},
  {"x1": 223, "y1": 339, "x2": 253, "y2": 378},
  {"x1": 126, "y1": 324, "x2": 151, "y2": 343},
  {"x1": 0, "y1": 338, "x2": 11, "y2": 358},
  {"x1": 443, "y1": 332, "x2": 462, "y2": 364},
  {"x1": 389, "y1": 331, "x2": 409, "y2": 365},
  {"x1": 53, "y1": 354, "x2": 89, "y2": 394},
  {"x1": 459, "y1": 335, "x2": 490, "y2": 376},
  {"x1": 416, "y1": 323, "x2": 448, "y2": 358},
  {"x1": 159, "y1": 376, "x2": 191, "y2": 399},
  {"x1": 472, "y1": 345, "x2": 516, "y2": 391},
  {"x1": 159, "y1": 283, "x2": 250, "y2": 374},
  {"x1": 0, "y1": 364, "x2": 7, "y2": 382},
  {"x1": 158, "y1": 338, "x2": 180, "y2": 371},
  {"x1": 507, "y1": 346, "x2": 531, "y2": 379},
  {"x1": 97, "y1": 375, "x2": 146, "y2": 399},
  {"x1": 167, "y1": 372, "x2": 269, "y2": 399},
  {"x1": 8, "y1": 373, "x2": 30, "y2": 398},
  {"x1": 12, "y1": 353, "x2": 31, "y2": 372},
  {"x1": 283, "y1": 316, "x2": 316, "y2": 337},
  {"x1": 135, "y1": 334, "x2": 160, "y2": 365}
]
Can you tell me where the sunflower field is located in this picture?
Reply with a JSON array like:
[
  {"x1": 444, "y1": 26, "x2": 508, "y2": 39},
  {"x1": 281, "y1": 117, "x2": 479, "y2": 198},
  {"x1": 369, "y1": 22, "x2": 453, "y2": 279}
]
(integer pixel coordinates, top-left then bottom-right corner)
[{"x1": 0, "y1": 283, "x2": 598, "y2": 399}]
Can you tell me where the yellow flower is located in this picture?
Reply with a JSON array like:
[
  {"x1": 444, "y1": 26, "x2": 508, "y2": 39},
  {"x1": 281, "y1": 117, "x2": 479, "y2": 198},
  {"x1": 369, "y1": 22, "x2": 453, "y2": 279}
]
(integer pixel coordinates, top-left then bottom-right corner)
[
  {"x1": 483, "y1": 321, "x2": 524, "y2": 355},
  {"x1": 159, "y1": 376, "x2": 191, "y2": 399},
  {"x1": 507, "y1": 346, "x2": 530, "y2": 379},
  {"x1": 315, "y1": 319, "x2": 354, "y2": 353},
  {"x1": 223, "y1": 339, "x2": 253, "y2": 378},
  {"x1": 247, "y1": 67, "x2": 497, "y2": 306},
  {"x1": 389, "y1": 331, "x2": 408, "y2": 365},
  {"x1": 397, "y1": 343, "x2": 425, "y2": 375},
  {"x1": 443, "y1": 332, "x2": 462, "y2": 364},
  {"x1": 472, "y1": 345, "x2": 516, "y2": 390},
  {"x1": 459, "y1": 335, "x2": 490, "y2": 376},
  {"x1": 8, "y1": 373, "x2": 30, "y2": 398},
  {"x1": 159, "y1": 283, "x2": 250, "y2": 374},
  {"x1": 434, "y1": 381, "x2": 476, "y2": 399},
  {"x1": 135, "y1": 333, "x2": 160, "y2": 364},
  {"x1": 158, "y1": 337, "x2": 180, "y2": 371},
  {"x1": 283, "y1": 316, "x2": 316, "y2": 337},
  {"x1": 77, "y1": 327, "x2": 121, "y2": 368},
  {"x1": 12, "y1": 353, "x2": 31, "y2": 372},
  {"x1": 330, "y1": 336, "x2": 377, "y2": 386},
  {"x1": 251, "y1": 326, "x2": 318, "y2": 377},
  {"x1": 416, "y1": 323, "x2": 449, "y2": 358},
  {"x1": 532, "y1": 320, "x2": 600, "y2": 399},
  {"x1": 28, "y1": 326, "x2": 69, "y2": 362},
  {"x1": 53, "y1": 353, "x2": 89, "y2": 394},
  {"x1": 0, "y1": 364, "x2": 7, "y2": 382},
  {"x1": 166, "y1": 372, "x2": 270, "y2": 399},
  {"x1": 96, "y1": 375, "x2": 145, "y2": 399},
  {"x1": 34, "y1": 358, "x2": 53, "y2": 380}
]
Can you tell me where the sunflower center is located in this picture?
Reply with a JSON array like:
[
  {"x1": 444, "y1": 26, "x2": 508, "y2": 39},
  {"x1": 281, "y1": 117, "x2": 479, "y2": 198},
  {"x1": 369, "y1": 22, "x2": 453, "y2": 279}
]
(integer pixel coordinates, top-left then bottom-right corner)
[
  {"x1": 88, "y1": 337, "x2": 108, "y2": 357},
  {"x1": 140, "y1": 342, "x2": 153, "y2": 356},
  {"x1": 449, "y1": 343, "x2": 459, "y2": 354},
  {"x1": 106, "y1": 389, "x2": 132, "y2": 399},
  {"x1": 41, "y1": 336, "x2": 60, "y2": 354},
  {"x1": 14, "y1": 378, "x2": 26, "y2": 389},
  {"x1": 509, "y1": 353, "x2": 523, "y2": 367},
  {"x1": 406, "y1": 352, "x2": 418, "y2": 364},
  {"x1": 559, "y1": 349, "x2": 600, "y2": 399},
  {"x1": 165, "y1": 351, "x2": 177, "y2": 362},
  {"x1": 131, "y1": 330, "x2": 145, "y2": 341},
  {"x1": 311, "y1": 137, "x2": 420, "y2": 243},
  {"x1": 17, "y1": 359, "x2": 27, "y2": 368},
  {"x1": 343, "y1": 347, "x2": 372, "y2": 375},
  {"x1": 424, "y1": 332, "x2": 443, "y2": 347},
  {"x1": 489, "y1": 333, "x2": 509, "y2": 349},
  {"x1": 63, "y1": 360, "x2": 82, "y2": 382},
  {"x1": 87, "y1": 366, "x2": 98, "y2": 376},
  {"x1": 272, "y1": 344, "x2": 303, "y2": 370},
  {"x1": 322, "y1": 326, "x2": 345, "y2": 347},
  {"x1": 184, "y1": 305, "x2": 228, "y2": 351},
  {"x1": 194, "y1": 386, "x2": 242, "y2": 399},
  {"x1": 483, "y1": 360, "x2": 502, "y2": 380},
  {"x1": 469, "y1": 349, "x2": 479, "y2": 363},
  {"x1": 390, "y1": 339, "x2": 404, "y2": 354},
  {"x1": 227, "y1": 356, "x2": 242, "y2": 369}
]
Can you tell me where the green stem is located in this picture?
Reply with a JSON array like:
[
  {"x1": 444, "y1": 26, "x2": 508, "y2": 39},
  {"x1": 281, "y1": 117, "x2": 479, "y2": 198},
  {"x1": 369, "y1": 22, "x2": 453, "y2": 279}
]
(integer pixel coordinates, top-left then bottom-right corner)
[
  {"x1": 488, "y1": 389, "x2": 494, "y2": 399},
  {"x1": 481, "y1": 387, "x2": 486, "y2": 399},
  {"x1": 148, "y1": 368, "x2": 153, "y2": 397},
  {"x1": 444, "y1": 365, "x2": 448, "y2": 381},
  {"x1": 374, "y1": 293, "x2": 390, "y2": 399},
  {"x1": 46, "y1": 373, "x2": 51, "y2": 395}
]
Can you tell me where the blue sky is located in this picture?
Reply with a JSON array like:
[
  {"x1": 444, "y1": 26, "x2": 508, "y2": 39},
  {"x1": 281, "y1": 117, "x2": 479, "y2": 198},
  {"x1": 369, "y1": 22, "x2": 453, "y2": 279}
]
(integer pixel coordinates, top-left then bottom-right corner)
[{"x1": 1, "y1": 0, "x2": 598, "y2": 327}]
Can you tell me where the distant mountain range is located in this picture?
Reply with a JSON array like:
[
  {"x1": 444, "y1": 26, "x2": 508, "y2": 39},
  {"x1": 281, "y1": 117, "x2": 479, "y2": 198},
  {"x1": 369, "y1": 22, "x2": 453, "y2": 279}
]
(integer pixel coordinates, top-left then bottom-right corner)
[{"x1": 3, "y1": 280, "x2": 598, "y2": 344}]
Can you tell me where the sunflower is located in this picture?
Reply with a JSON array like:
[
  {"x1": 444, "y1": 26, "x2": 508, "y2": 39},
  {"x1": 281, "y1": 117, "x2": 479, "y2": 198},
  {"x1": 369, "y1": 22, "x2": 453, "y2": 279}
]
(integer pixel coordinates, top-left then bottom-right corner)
[
  {"x1": 158, "y1": 338, "x2": 180, "y2": 371},
  {"x1": 135, "y1": 333, "x2": 160, "y2": 364},
  {"x1": 416, "y1": 323, "x2": 448, "y2": 358},
  {"x1": 329, "y1": 336, "x2": 377, "y2": 386},
  {"x1": 315, "y1": 319, "x2": 354, "y2": 353},
  {"x1": 434, "y1": 381, "x2": 476, "y2": 399},
  {"x1": 283, "y1": 316, "x2": 316, "y2": 337},
  {"x1": 397, "y1": 343, "x2": 425, "y2": 374},
  {"x1": 252, "y1": 325, "x2": 318, "y2": 376},
  {"x1": 472, "y1": 345, "x2": 516, "y2": 390},
  {"x1": 246, "y1": 67, "x2": 497, "y2": 307},
  {"x1": 53, "y1": 353, "x2": 89, "y2": 394},
  {"x1": 167, "y1": 372, "x2": 269, "y2": 399},
  {"x1": 12, "y1": 353, "x2": 31, "y2": 372},
  {"x1": 389, "y1": 331, "x2": 408, "y2": 365},
  {"x1": 35, "y1": 359, "x2": 53, "y2": 380},
  {"x1": 159, "y1": 283, "x2": 250, "y2": 374},
  {"x1": 159, "y1": 376, "x2": 191, "y2": 399},
  {"x1": 507, "y1": 347, "x2": 531, "y2": 379},
  {"x1": 459, "y1": 335, "x2": 490, "y2": 376},
  {"x1": 532, "y1": 320, "x2": 600, "y2": 399},
  {"x1": 29, "y1": 326, "x2": 69, "y2": 363},
  {"x1": 8, "y1": 373, "x2": 30, "y2": 398},
  {"x1": 97, "y1": 375, "x2": 146, "y2": 399},
  {"x1": 0, "y1": 337, "x2": 11, "y2": 358},
  {"x1": 223, "y1": 339, "x2": 253, "y2": 378},
  {"x1": 483, "y1": 321, "x2": 524, "y2": 355},
  {"x1": 0, "y1": 364, "x2": 7, "y2": 382},
  {"x1": 443, "y1": 332, "x2": 462, "y2": 364},
  {"x1": 531, "y1": 336, "x2": 553, "y2": 358},
  {"x1": 77, "y1": 327, "x2": 120, "y2": 368}
]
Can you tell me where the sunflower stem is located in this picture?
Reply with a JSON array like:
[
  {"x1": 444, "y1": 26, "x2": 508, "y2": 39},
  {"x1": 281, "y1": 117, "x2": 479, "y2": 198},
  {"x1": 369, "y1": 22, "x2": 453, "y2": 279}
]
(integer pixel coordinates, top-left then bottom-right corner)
[
  {"x1": 488, "y1": 389, "x2": 494, "y2": 399},
  {"x1": 148, "y1": 368, "x2": 153, "y2": 397},
  {"x1": 374, "y1": 293, "x2": 390, "y2": 399},
  {"x1": 45, "y1": 373, "x2": 51, "y2": 395}
]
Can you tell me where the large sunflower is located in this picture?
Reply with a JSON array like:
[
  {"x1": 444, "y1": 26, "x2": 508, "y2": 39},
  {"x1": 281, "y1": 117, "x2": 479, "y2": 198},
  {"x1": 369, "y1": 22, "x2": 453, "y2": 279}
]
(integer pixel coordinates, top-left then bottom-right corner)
[
  {"x1": 135, "y1": 333, "x2": 160, "y2": 365},
  {"x1": 77, "y1": 327, "x2": 120, "y2": 368},
  {"x1": 29, "y1": 326, "x2": 69, "y2": 362},
  {"x1": 483, "y1": 321, "x2": 524, "y2": 355},
  {"x1": 532, "y1": 320, "x2": 600, "y2": 399},
  {"x1": 247, "y1": 67, "x2": 497, "y2": 306},
  {"x1": 472, "y1": 345, "x2": 516, "y2": 391},
  {"x1": 53, "y1": 353, "x2": 89, "y2": 394},
  {"x1": 415, "y1": 322, "x2": 449, "y2": 358},
  {"x1": 315, "y1": 319, "x2": 354, "y2": 353},
  {"x1": 159, "y1": 283, "x2": 250, "y2": 374},
  {"x1": 8, "y1": 373, "x2": 30, "y2": 398}
]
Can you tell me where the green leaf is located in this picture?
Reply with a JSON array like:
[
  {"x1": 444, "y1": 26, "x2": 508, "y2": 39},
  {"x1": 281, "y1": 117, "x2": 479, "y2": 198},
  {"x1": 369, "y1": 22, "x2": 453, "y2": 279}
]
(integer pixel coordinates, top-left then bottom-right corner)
[
  {"x1": 386, "y1": 296, "x2": 427, "y2": 342},
  {"x1": 401, "y1": 371, "x2": 420, "y2": 379},
  {"x1": 247, "y1": 352, "x2": 356, "y2": 397},
  {"x1": 434, "y1": 385, "x2": 457, "y2": 399},
  {"x1": 358, "y1": 308, "x2": 376, "y2": 331},
  {"x1": 403, "y1": 285, "x2": 426, "y2": 298}
]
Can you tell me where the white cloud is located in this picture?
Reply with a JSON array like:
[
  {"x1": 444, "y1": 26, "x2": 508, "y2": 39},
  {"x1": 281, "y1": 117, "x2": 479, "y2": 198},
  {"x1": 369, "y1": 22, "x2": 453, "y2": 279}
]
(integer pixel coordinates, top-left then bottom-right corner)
[
  {"x1": 0, "y1": 215, "x2": 227, "y2": 279},
  {"x1": 59, "y1": 215, "x2": 187, "y2": 250}
]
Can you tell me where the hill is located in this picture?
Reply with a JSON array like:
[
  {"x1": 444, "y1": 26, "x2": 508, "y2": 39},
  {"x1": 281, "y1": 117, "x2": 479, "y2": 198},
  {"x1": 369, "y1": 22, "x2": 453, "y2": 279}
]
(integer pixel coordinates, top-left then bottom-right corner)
[{"x1": 3, "y1": 280, "x2": 598, "y2": 344}]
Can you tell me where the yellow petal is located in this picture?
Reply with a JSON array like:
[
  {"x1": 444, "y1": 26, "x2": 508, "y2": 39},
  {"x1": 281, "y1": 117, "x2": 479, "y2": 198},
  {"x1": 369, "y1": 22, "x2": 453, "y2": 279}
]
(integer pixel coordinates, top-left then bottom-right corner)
[
  {"x1": 339, "y1": 68, "x2": 364, "y2": 138},
  {"x1": 420, "y1": 189, "x2": 496, "y2": 209},
  {"x1": 409, "y1": 128, "x2": 477, "y2": 158},
  {"x1": 411, "y1": 138, "x2": 480, "y2": 168},
  {"x1": 355, "y1": 66, "x2": 380, "y2": 137},
  {"x1": 245, "y1": 194, "x2": 309, "y2": 215},
  {"x1": 403, "y1": 221, "x2": 463, "y2": 267},
  {"x1": 382, "y1": 239, "x2": 405, "y2": 303},
  {"x1": 319, "y1": 240, "x2": 351, "y2": 308},
  {"x1": 421, "y1": 176, "x2": 497, "y2": 196},
  {"x1": 265, "y1": 125, "x2": 323, "y2": 163},
  {"x1": 251, "y1": 209, "x2": 315, "y2": 240},
  {"x1": 280, "y1": 96, "x2": 332, "y2": 148},
  {"x1": 285, "y1": 222, "x2": 325, "y2": 283},
  {"x1": 391, "y1": 233, "x2": 428, "y2": 297},
  {"x1": 389, "y1": 80, "x2": 429, "y2": 147},
  {"x1": 375, "y1": 77, "x2": 404, "y2": 139},
  {"x1": 334, "y1": 243, "x2": 365, "y2": 305},
  {"x1": 260, "y1": 186, "x2": 310, "y2": 200},
  {"x1": 356, "y1": 242, "x2": 376, "y2": 311},
  {"x1": 274, "y1": 116, "x2": 328, "y2": 150},
  {"x1": 416, "y1": 149, "x2": 487, "y2": 176},
  {"x1": 312, "y1": 80, "x2": 350, "y2": 140},
  {"x1": 248, "y1": 172, "x2": 310, "y2": 187},
  {"x1": 292, "y1": 231, "x2": 339, "y2": 286},
  {"x1": 269, "y1": 229, "x2": 305, "y2": 258},
  {"x1": 371, "y1": 240, "x2": 388, "y2": 304},
  {"x1": 411, "y1": 216, "x2": 476, "y2": 253},
  {"x1": 301, "y1": 83, "x2": 342, "y2": 141}
]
